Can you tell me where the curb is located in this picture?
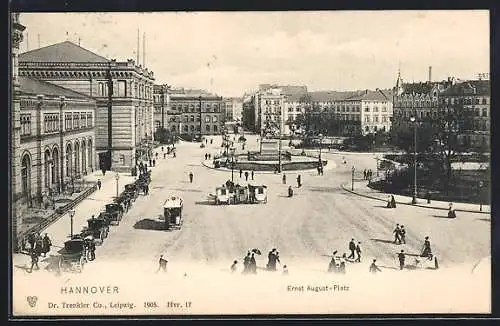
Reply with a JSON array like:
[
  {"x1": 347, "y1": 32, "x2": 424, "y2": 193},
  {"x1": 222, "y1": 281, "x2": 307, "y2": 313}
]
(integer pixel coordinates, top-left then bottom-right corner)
[
  {"x1": 340, "y1": 183, "x2": 490, "y2": 215},
  {"x1": 200, "y1": 160, "x2": 333, "y2": 174}
]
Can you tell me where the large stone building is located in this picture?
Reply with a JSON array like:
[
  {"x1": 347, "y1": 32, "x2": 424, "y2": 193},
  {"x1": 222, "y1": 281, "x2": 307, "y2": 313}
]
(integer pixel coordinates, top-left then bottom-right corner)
[
  {"x1": 11, "y1": 15, "x2": 97, "y2": 251},
  {"x1": 18, "y1": 41, "x2": 155, "y2": 171},
  {"x1": 222, "y1": 97, "x2": 243, "y2": 123}
]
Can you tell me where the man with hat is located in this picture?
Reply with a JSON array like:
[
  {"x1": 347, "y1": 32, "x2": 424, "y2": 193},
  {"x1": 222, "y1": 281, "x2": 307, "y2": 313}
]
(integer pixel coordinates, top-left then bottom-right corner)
[
  {"x1": 369, "y1": 259, "x2": 382, "y2": 274},
  {"x1": 421, "y1": 236, "x2": 432, "y2": 258},
  {"x1": 397, "y1": 250, "x2": 406, "y2": 270}
]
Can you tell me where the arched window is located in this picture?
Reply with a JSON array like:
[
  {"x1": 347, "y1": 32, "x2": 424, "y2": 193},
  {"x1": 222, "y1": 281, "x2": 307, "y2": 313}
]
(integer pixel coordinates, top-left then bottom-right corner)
[
  {"x1": 87, "y1": 139, "x2": 93, "y2": 170},
  {"x1": 81, "y1": 141, "x2": 87, "y2": 175},
  {"x1": 74, "y1": 141, "x2": 80, "y2": 176},
  {"x1": 44, "y1": 149, "x2": 51, "y2": 190},
  {"x1": 66, "y1": 143, "x2": 72, "y2": 178},
  {"x1": 21, "y1": 153, "x2": 31, "y2": 205},
  {"x1": 52, "y1": 147, "x2": 59, "y2": 186}
]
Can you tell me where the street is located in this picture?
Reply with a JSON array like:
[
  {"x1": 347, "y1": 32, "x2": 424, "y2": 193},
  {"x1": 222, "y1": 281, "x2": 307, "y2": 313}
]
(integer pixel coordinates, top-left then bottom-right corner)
[{"x1": 13, "y1": 133, "x2": 491, "y2": 314}]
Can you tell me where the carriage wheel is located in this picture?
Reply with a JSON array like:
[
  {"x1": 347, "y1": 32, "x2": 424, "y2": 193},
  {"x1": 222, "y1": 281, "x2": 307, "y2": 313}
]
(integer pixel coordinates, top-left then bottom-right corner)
[
  {"x1": 79, "y1": 256, "x2": 86, "y2": 272},
  {"x1": 58, "y1": 257, "x2": 64, "y2": 272},
  {"x1": 434, "y1": 257, "x2": 439, "y2": 269}
]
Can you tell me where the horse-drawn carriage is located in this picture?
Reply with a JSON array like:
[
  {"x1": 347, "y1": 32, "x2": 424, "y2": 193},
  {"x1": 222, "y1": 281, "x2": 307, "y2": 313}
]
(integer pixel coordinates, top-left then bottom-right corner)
[
  {"x1": 114, "y1": 194, "x2": 131, "y2": 213},
  {"x1": 210, "y1": 183, "x2": 268, "y2": 205},
  {"x1": 80, "y1": 216, "x2": 110, "y2": 245},
  {"x1": 124, "y1": 184, "x2": 139, "y2": 201},
  {"x1": 163, "y1": 196, "x2": 183, "y2": 230},
  {"x1": 248, "y1": 185, "x2": 268, "y2": 204},
  {"x1": 104, "y1": 203, "x2": 123, "y2": 225},
  {"x1": 58, "y1": 239, "x2": 87, "y2": 273}
]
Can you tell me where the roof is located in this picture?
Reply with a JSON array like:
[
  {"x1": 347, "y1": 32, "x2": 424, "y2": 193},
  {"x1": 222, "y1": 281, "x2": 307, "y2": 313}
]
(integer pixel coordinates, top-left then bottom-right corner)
[
  {"x1": 163, "y1": 196, "x2": 183, "y2": 208},
  {"x1": 19, "y1": 41, "x2": 109, "y2": 63},
  {"x1": 345, "y1": 89, "x2": 391, "y2": 102},
  {"x1": 440, "y1": 80, "x2": 490, "y2": 97},
  {"x1": 18, "y1": 76, "x2": 93, "y2": 100}
]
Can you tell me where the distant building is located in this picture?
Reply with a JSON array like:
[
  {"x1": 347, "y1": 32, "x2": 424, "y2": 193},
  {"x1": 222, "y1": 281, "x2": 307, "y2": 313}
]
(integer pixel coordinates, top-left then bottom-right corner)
[
  {"x1": 222, "y1": 97, "x2": 243, "y2": 123},
  {"x1": 18, "y1": 41, "x2": 155, "y2": 171}
]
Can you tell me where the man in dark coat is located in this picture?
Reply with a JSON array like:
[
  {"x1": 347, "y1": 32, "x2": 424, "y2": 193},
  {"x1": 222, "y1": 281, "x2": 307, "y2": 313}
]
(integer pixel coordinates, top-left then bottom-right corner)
[
  {"x1": 28, "y1": 248, "x2": 39, "y2": 273},
  {"x1": 249, "y1": 253, "x2": 257, "y2": 274},
  {"x1": 244, "y1": 171, "x2": 249, "y2": 181},
  {"x1": 296, "y1": 175, "x2": 301, "y2": 188},
  {"x1": 355, "y1": 242, "x2": 362, "y2": 262},
  {"x1": 398, "y1": 250, "x2": 406, "y2": 270},
  {"x1": 189, "y1": 172, "x2": 193, "y2": 183},
  {"x1": 348, "y1": 239, "x2": 356, "y2": 259},
  {"x1": 41, "y1": 233, "x2": 52, "y2": 257},
  {"x1": 231, "y1": 260, "x2": 238, "y2": 273},
  {"x1": 89, "y1": 239, "x2": 96, "y2": 261},
  {"x1": 267, "y1": 249, "x2": 277, "y2": 271},
  {"x1": 393, "y1": 224, "x2": 401, "y2": 244},
  {"x1": 282, "y1": 174, "x2": 286, "y2": 184},
  {"x1": 97, "y1": 179, "x2": 102, "y2": 190},
  {"x1": 243, "y1": 251, "x2": 251, "y2": 274},
  {"x1": 251, "y1": 170, "x2": 254, "y2": 180},
  {"x1": 421, "y1": 236, "x2": 432, "y2": 258},
  {"x1": 157, "y1": 254, "x2": 168, "y2": 273},
  {"x1": 400, "y1": 225, "x2": 406, "y2": 244},
  {"x1": 288, "y1": 186, "x2": 293, "y2": 198}
]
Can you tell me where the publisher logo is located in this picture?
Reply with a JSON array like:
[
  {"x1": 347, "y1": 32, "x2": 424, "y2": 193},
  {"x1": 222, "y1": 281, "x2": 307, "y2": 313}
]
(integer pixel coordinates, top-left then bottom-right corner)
[{"x1": 27, "y1": 296, "x2": 38, "y2": 308}]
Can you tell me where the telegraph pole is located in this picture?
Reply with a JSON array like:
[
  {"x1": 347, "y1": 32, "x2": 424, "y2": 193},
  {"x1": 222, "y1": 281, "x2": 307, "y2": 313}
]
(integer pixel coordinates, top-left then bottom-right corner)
[
  {"x1": 107, "y1": 61, "x2": 113, "y2": 170},
  {"x1": 199, "y1": 95, "x2": 202, "y2": 141}
]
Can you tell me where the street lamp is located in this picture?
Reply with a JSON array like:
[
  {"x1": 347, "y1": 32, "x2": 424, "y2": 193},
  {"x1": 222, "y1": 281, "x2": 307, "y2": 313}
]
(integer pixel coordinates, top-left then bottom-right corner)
[
  {"x1": 479, "y1": 181, "x2": 484, "y2": 211},
  {"x1": 115, "y1": 172, "x2": 120, "y2": 198},
  {"x1": 375, "y1": 156, "x2": 380, "y2": 177},
  {"x1": 351, "y1": 166, "x2": 355, "y2": 191},
  {"x1": 230, "y1": 147, "x2": 236, "y2": 182},
  {"x1": 69, "y1": 209, "x2": 76, "y2": 239},
  {"x1": 318, "y1": 133, "x2": 323, "y2": 161},
  {"x1": 409, "y1": 116, "x2": 417, "y2": 204}
]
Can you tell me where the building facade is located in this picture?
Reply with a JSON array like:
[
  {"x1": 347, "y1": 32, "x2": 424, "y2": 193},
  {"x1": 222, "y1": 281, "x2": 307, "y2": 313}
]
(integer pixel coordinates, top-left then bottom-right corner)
[
  {"x1": 222, "y1": 97, "x2": 243, "y2": 123},
  {"x1": 254, "y1": 89, "x2": 287, "y2": 136},
  {"x1": 18, "y1": 41, "x2": 155, "y2": 171},
  {"x1": 170, "y1": 94, "x2": 223, "y2": 136}
]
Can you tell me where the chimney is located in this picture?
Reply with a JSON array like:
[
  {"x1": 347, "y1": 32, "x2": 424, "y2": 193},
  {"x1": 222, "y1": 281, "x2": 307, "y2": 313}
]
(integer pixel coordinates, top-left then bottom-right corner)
[
  {"x1": 136, "y1": 29, "x2": 140, "y2": 65},
  {"x1": 428, "y1": 66, "x2": 432, "y2": 83}
]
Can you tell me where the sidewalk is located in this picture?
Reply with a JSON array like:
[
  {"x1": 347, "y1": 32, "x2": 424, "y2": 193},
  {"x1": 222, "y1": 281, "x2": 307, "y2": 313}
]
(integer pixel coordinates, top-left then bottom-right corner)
[
  {"x1": 13, "y1": 169, "x2": 136, "y2": 270},
  {"x1": 341, "y1": 180, "x2": 490, "y2": 214}
]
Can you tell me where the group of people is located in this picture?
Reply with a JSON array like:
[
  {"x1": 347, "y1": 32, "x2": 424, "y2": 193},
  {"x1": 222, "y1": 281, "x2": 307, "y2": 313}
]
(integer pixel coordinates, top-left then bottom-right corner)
[
  {"x1": 266, "y1": 248, "x2": 281, "y2": 271},
  {"x1": 239, "y1": 169, "x2": 254, "y2": 181},
  {"x1": 23, "y1": 232, "x2": 52, "y2": 273},
  {"x1": 393, "y1": 223, "x2": 407, "y2": 244},
  {"x1": 396, "y1": 236, "x2": 434, "y2": 270},
  {"x1": 316, "y1": 164, "x2": 324, "y2": 176},
  {"x1": 387, "y1": 195, "x2": 397, "y2": 208},
  {"x1": 204, "y1": 153, "x2": 212, "y2": 160},
  {"x1": 363, "y1": 169, "x2": 374, "y2": 180},
  {"x1": 242, "y1": 251, "x2": 258, "y2": 274}
]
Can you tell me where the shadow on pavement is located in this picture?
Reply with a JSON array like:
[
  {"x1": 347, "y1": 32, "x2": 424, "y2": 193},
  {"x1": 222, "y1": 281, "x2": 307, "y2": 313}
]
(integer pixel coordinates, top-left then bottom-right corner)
[
  {"x1": 194, "y1": 200, "x2": 215, "y2": 206},
  {"x1": 370, "y1": 238, "x2": 396, "y2": 244},
  {"x1": 374, "y1": 205, "x2": 391, "y2": 209},
  {"x1": 171, "y1": 188, "x2": 203, "y2": 193},
  {"x1": 40, "y1": 254, "x2": 61, "y2": 272},
  {"x1": 308, "y1": 187, "x2": 342, "y2": 193},
  {"x1": 477, "y1": 218, "x2": 491, "y2": 222},
  {"x1": 432, "y1": 215, "x2": 455, "y2": 219},
  {"x1": 133, "y1": 218, "x2": 167, "y2": 231},
  {"x1": 14, "y1": 264, "x2": 32, "y2": 272}
]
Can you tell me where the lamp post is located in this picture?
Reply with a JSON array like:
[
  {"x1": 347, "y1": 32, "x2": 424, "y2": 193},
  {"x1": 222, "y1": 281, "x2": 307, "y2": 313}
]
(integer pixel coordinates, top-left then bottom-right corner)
[
  {"x1": 230, "y1": 147, "x2": 236, "y2": 182},
  {"x1": 375, "y1": 156, "x2": 380, "y2": 177},
  {"x1": 69, "y1": 209, "x2": 75, "y2": 239},
  {"x1": 318, "y1": 133, "x2": 323, "y2": 161},
  {"x1": 115, "y1": 172, "x2": 120, "y2": 198},
  {"x1": 479, "y1": 181, "x2": 484, "y2": 211},
  {"x1": 409, "y1": 116, "x2": 417, "y2": 204},
  {"x1": 351, "y1": 166, "x2": 355, "y2": 191}
]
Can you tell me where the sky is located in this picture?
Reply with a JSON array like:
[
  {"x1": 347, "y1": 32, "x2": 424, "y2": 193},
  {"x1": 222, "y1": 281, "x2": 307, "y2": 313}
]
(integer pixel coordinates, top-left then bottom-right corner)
[{"x1": 19, "y1": 11, "x2": 489, "y2": 97}]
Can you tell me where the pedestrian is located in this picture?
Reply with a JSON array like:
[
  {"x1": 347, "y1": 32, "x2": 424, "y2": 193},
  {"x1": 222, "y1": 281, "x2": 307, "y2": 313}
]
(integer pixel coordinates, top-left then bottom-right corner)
[
  {"x1": 338, "y1": 260, "x2": 346, "y2": 274},
  {"x1": 296, "y1": 174, "x2": 301, "y2": 188},
  {"x1": 89, "y1": 239, "x2": 96, "y2": 261},
  {"x1": 149, "y1": 158, "x2": 152, "y2": 167},
  {"x1": 448, "y1": 203, "x2": 456, "y2": 218},
  {"x1": 157, "y1": 254, "x2": 168, "y2": 273},
  {"x1": 328, "y1": 257, "x2": 336, "y2": 273},
  {"x1": 244, "y1": 171, "x2": 249, "y2": 181},
  {"x1": 400, "y1": 225, "x2": 406, "y2": 244},
  {"x1": 210, "y1": 138, "x2": 213, "y2": 144},
  {"x1": 243, "y1": 251, "x2": 251, "y2": 274},
  {"x1": 101, "y1": 167, "x2": 106, "y2": 176},
  {"x1": 251, "y1": 170, "x2": 254, "y2": 180},
  {"x1": 161, "y1": 146, "x2": 164, "y2": 152},
  {"x1": 355, "y1": 242, "x2": 362, "y2": 262},
  {"x1": 393, "y1": 224, "x2": 401, "y2": 244},
  {"x1": 249, "y1": 253, "x2": 257, "y2": 274},
  {"x1": 189, "y1": 172, "x2": 193, "y2": 183},
  {"x1": 155, "y1": 152, "x2": 158, "y2": 159},
  {"x1": 208, "y1": 154, "x2": 211, "y2": 160},
  {"x1": 267, "y1": 248, "x2": 277, "y2": 271},
  {"x1": 282, "y1": 174, "x2": 287, "y2": 184},
  {"x1": 144, "y1": 184, "x2": 149, "y2": 195},
  {"x1": 426, "y1": 191, "x2": 431, "y2": 204},
  {"x1": 239, "y1": 169, "x2": 243, "y2": 178},
  {"x1": 205, "y1": 153, "x2": 208, "y2": 160},
  {"x1": 317, "y1": 166, "x2": 321, "y2": 175},
  {"x1": 421, "y1": 236, "x2": 432, "y2": 258},
  {"x1": 320, "y1": 166, "x2": 324, "y2": 176},
  {"x1": 28, "y1": 248, "x2": 39, "y2": 273},
  {"x1": 27, "y1": 232, "x2": 36, "y2": 251},
  {"x1": 164, "y1": 153, "x2": 167, "y2": 159},
  {"x1": 386, "y1": 196, "x2": 393, "y2": 208},
  {"x1": 97, "y1": 179, "x2": 102, "y2": 190},
  {"x1": 369, "y1": 259, "x2": 382, "y2": 274},
  {"x1": 41, "y1": 233, "x2": 52, "y2": 257},
  {"x1": 398, "y1": 250, "x2": 406, "y2": 270},
  {"x1": 348, "y1": 239, "x2": 356, "y2": 259},
  {"x1": 231, "y1": 260, "x2": 238, "y2": 273},
  {"x1": 205, "y1": 138, "x2": 208, "y2": 144},
  {"x1": 173, "y1": 151, "x2": 176, "y2": 158},
  {"x1": 152, "y1": 159, "x2": 156, "y2": 167},
  {"x1": 390, "y1": 195, "x2": 396, "y2": 208},
  {"x1": 288, "y1": 186, "x2": 293, "y2": 198},
  {"x1": 363, "y1": 169, "x2": 367, "y2": 180},
  {"x1": 282, "y1": 265, "x2": 289, "y2": 275}
]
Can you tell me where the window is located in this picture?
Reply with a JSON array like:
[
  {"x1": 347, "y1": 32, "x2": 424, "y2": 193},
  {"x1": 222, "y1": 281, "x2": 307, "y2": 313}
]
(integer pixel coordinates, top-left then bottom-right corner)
[
  {"x1": 482, "y1": 109, "x2": 488, "y2": 117},
  {"x1": 382, "y1": 106, "x2": 387, "y2": 112},
  {"x1": 155, "y1": 121, "x2": 161, "y2": 129},
  {"x1": 65, "y1": 113, "x2": 72, "y2": 130},
  {"x1": 196, "y1": 125, "x2": 200, "y2": 132},
  {"x1": 21, "y1": 114, "x2": 32, "y2": 136},
  {"x1": 296, "y1": 108, "x2": 301, "y2": 112},
  {"x1": 475, "y1": 98, "x2": 480, "y2": 105},
  {"x1": 482, "y1": 98, "x2": 487, "y2": 105},
  {"x1": 288, "y1": 107, "x2": 293, "y2": 112},
  {"x1": 206, "y1": 125, "x2": 210, "y2": 132},
  {"x1": 212, "y1": 116, "x2": 218, "y2": 123},
  {"x1": 117, "y1": 80, "x2": 127, "y2": 97},
  {"x1": 196, "y1": 115, "x2": 200, "y2": 122},
  {"x1": 475, "y1": 108, "x2": 480, "y2": 117},
  {"x1": 190, "y1": 115, "x2": 195, "y2": 122},
  {"x1": 205, "y1": 116, "x2": 210, "y2": 123},
  {"x1": 365, "y1": 116, "x2": 370, "y2": 123},
  {"x1": 189, "y1": 125, "x2": 194, "y2": 132},
  {"x1": 382, "y1": 115, "x2": 387, "y2": 123},
  {"x1": 80, "y1": 113, "x2": 86, "y2": 127},
  {"x1": 98, "y1": 82, "x2": 105, "y2": 96},
  {"x1": 374, "y1": 106, "x2": 378, "y2": 112},
  {"x1": 374, "y1": 116, "x2": 379, "y2": 123},
  {"x1": 365, "y1": 126, "x2": 369, "y2": 132},
  {"x1": 364, "y1": 107, "x2": 370, "y2": 112},
  {"x1": 183, "y1": 125, "x2": 188, "y2": 132},
  {"x1": 73, "y1": 113, "x2": 79, "y2": 128}
]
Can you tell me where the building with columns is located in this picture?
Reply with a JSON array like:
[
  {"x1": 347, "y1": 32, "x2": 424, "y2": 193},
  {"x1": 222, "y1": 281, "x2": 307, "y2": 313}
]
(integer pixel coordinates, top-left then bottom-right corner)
[
  {"x1": 11, "y1": 14, "x2": 97, "y2": 251},
  {"x1": 18, "y1": 41, "x2": 155, "y2": 171}
]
